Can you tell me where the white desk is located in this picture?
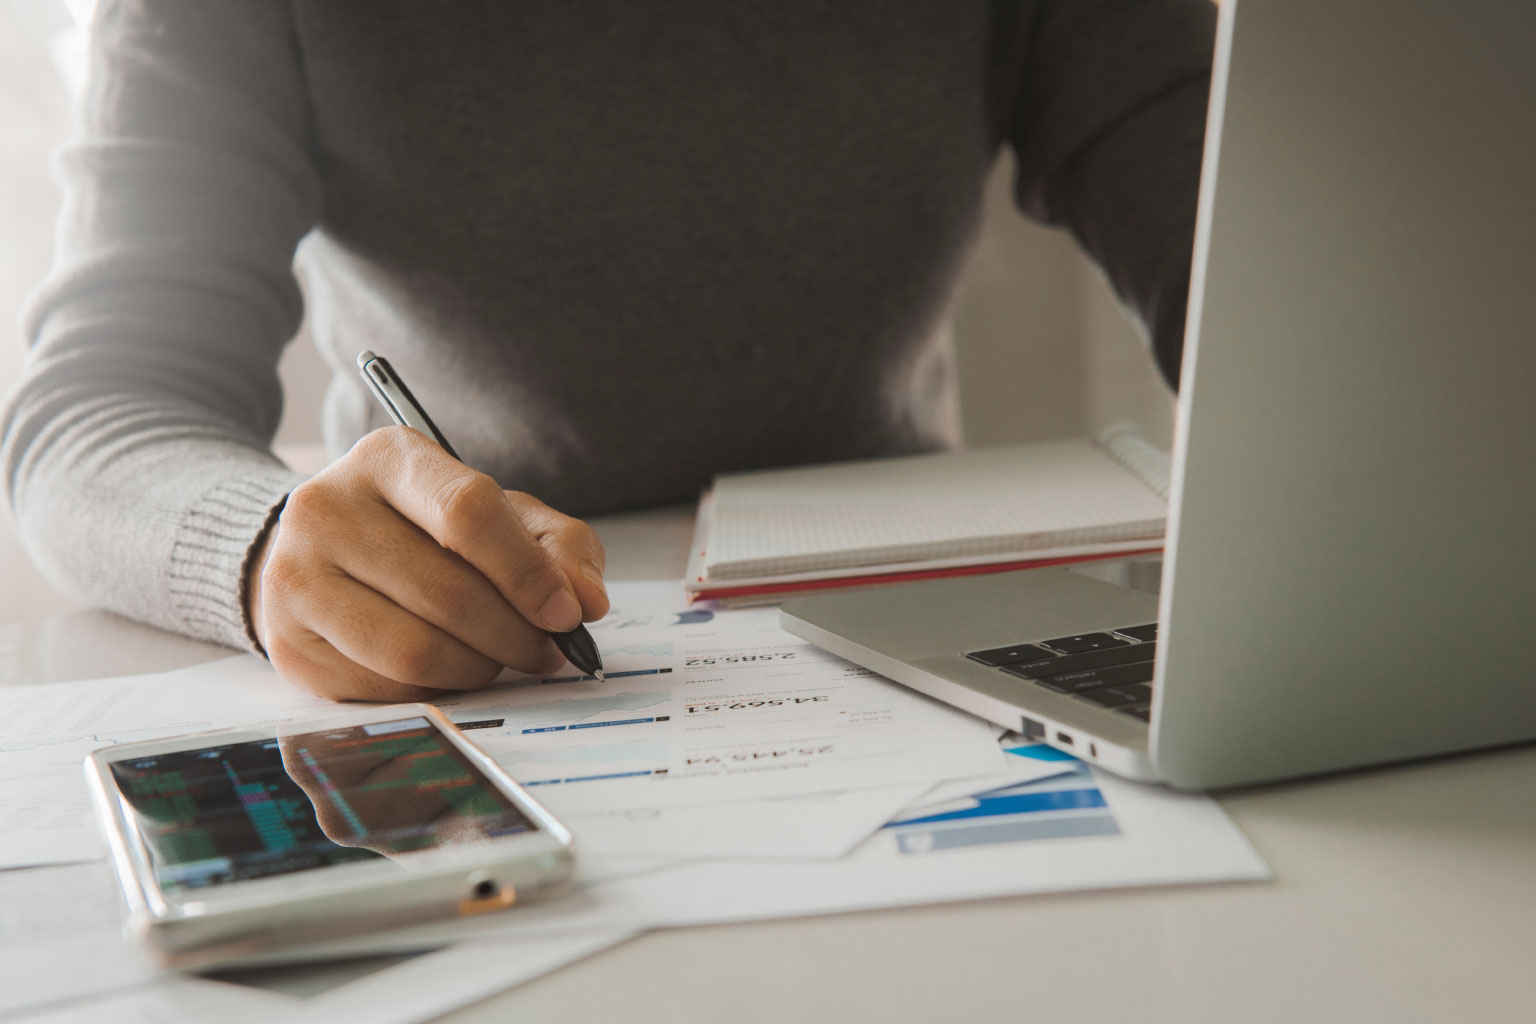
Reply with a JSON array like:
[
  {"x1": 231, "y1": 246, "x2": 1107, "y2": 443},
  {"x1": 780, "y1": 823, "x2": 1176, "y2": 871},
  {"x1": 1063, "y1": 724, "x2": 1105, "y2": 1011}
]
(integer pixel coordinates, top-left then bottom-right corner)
[{"x1": 5, "y1": 504, "x2": 1534, "y2": 1023}]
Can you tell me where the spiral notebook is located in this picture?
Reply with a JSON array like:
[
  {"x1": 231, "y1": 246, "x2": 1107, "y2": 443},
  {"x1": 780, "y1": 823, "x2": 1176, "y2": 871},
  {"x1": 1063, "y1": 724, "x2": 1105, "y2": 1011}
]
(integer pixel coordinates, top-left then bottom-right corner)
[{"x1": 684, "y1": 423, "x2": 1170, "y2": 604}]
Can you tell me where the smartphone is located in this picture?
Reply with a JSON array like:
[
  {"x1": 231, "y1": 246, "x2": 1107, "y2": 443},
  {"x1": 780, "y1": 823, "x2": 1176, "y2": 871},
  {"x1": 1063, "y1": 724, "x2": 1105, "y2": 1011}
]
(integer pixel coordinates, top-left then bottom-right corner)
[{"x1": 84, "y1": 704, "x2": 574, "y2": 969}]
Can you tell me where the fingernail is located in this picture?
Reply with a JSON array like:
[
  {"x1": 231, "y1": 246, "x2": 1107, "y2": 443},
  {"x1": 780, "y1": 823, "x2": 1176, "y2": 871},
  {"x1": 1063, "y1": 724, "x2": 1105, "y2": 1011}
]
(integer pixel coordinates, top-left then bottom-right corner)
[
  {"x1": 539, "y1": 589, "x2": 582, "y2": 632},
  {"x1": 579, "y1": 561, "x2": 607, "y2": 595}
]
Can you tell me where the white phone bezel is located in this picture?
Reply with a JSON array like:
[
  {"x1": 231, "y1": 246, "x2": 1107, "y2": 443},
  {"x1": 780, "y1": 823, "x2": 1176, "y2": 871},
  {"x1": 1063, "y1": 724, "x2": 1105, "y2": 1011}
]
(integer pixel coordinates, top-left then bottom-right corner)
[{"x1": 83, "y1": 703, "x2": 575, "y2": 967}]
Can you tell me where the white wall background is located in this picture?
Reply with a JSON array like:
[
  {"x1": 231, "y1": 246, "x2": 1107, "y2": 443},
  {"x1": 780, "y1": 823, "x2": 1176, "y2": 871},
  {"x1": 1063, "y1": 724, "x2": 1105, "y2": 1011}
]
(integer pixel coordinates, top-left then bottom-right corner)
[
  {"x1": 0, "y1": 3, "x2": 1175, "y2": 620},
  {"x1": 953, "y1": 158, "x2": 1174, "y2": 451}
]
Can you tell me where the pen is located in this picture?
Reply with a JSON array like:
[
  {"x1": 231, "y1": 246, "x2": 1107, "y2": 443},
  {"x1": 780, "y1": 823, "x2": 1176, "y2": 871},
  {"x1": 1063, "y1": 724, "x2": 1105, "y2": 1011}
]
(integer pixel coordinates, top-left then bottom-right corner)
[{"x1": 356, "y1": 349, "x2": 605, "y2": 681}]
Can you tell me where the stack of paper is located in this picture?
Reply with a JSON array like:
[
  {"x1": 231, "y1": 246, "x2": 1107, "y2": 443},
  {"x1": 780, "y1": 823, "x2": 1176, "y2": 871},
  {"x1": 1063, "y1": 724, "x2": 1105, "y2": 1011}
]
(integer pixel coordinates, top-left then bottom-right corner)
[{"x1": 0, "y1": 583, "x2": 1268, "y2": 1023}]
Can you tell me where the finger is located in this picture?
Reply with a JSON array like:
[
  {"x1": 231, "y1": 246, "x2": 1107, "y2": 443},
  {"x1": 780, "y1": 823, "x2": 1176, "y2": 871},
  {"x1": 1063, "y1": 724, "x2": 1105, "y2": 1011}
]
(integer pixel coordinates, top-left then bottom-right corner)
[
  {"x1": 354, "y1": 428, "x2": 584, "y2": 633},
  {"x1": 504, "y1": 491, "x2": 610, "y2": 621},
  {"x1": 287, "y1": 570, "x2": 505, "y2": 691},
  {"x1": 329, "y1": 501, "x2": 565, "y2": 672},
  {"x1": 265, "y1": 618, "x2": 445, "y2": 704}
]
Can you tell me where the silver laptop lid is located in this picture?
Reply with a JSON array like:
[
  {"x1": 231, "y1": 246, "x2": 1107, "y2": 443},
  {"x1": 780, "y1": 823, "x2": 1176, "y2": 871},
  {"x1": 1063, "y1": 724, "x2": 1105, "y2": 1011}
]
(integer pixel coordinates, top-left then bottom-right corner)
[{"x1": 1153, "y1": 0, "x2": 1536, "y2": 786}]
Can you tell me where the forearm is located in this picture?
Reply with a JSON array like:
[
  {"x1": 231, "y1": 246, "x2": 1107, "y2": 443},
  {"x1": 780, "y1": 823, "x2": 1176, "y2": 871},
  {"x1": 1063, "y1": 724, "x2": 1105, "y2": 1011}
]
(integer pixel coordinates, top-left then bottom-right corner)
[
  {"x1": 3, "y1": 285, "x2": 305, "y2": 649},
  {"x1": 3, "y1": 377, "x2": 302, "y2": 649},
  {"x1": 1047, "y1": 76, "x2": 1211, "y2": 388},
  {"x1": 4, "y1": 273, "x2": 308, "y2": 650},
  {"x1": 1009, "y1": 0, "x2": 1218, "y2": 389},
  {"x1": 1, "y1": 0, "x2": 319, "y2": 648}
]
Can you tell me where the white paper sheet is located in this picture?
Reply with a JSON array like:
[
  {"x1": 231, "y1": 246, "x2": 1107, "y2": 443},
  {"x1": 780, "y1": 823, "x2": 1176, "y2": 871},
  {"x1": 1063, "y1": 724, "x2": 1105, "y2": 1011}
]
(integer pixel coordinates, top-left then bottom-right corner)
[
  {"x1": 562, "y1": 783, "x2": 930, "y2": 860},
  {"x1": 17, "y1": 976, "x2": 298, "y2": 1024},
  {"x1": 356, "y1": 763, "x2": 1269, "y2": 945},
  {"x1": 0, "y1": 583, "x2": 1005, "y2": 871},
  {"x1": 912, "y1": 742, "x2": 1077, "y2": 809},
  {"x1": 435, "y1": 585, "x2": 1007, "y2": 813},
  {"x1": 0, "y1": 658, "x2": 335, "y2": 872},
  {"x1": 0, "y1": 581, "x2": 1269, "y2": 1024},
  {"x1": 0, "y1": 605, "x2": 1269, "y2": 1024},
  {"x1": 595, "y1": 766, "x2": 1270, "y2": 929},
  {"x1": 0, "y1": 768, "x2": 104, "y2": 869},
  {"x1": 0, "y1": 861, "x2": 162, "y2": 1017},
  {"x1": 275, "y1": 930, "x2": 638, "y2": 1024},
  {"x1": 11, "y1": 931, "x2": 639, "y2": 1024},
  {"x1": 0, "y1": 854, "x2": 655, "y2": 1021},
  {"x1": 0, "y1": 655, "x2": 331, "y2": 874},
  {"x1": 0, "y1": 657, "x2": 332, "y2": 748}
]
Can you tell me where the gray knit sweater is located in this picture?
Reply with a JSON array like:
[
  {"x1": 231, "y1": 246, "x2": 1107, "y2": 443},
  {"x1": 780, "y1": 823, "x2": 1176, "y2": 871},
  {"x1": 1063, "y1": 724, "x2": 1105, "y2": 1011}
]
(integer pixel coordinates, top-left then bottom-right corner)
[{"x1": 2, "y1": 1, "x2": 1215, "y2": 652}]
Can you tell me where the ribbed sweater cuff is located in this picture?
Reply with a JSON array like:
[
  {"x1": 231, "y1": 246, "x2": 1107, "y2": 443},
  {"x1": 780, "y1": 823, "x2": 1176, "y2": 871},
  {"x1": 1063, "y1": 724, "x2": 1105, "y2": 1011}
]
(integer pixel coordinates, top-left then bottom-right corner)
[{"x1": 166, "y1": 469, "x2": 303, "y2": 653}]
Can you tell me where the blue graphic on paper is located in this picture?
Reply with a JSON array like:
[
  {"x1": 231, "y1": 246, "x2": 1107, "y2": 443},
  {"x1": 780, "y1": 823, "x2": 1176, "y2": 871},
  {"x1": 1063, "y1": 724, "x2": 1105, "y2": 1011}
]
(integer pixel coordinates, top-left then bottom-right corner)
[
  {"x1": 1003, "y1": 742, "x2": 1081, "y2": 763},
  {"x1": 885, "y1": 765, "x2": 1118, "y2": 854}
]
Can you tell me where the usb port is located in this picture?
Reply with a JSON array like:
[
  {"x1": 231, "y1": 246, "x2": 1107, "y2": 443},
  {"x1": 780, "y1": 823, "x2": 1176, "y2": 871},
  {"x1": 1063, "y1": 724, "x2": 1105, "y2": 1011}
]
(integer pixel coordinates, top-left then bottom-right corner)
[
  {"x1": 1055, "y1": 731, "x2": 1074, "y2": 747},
  {"x1": 1020, "y1": 716, "x2": 1045, "y2": 739}
]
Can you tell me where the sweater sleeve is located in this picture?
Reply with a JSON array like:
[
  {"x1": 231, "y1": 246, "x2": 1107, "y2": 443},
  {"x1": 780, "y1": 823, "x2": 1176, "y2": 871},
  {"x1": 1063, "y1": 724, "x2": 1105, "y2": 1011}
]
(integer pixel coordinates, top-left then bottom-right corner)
[
  {"x1": 1006, "y1": 0, "x2": 1218, "y2": 389},
  {"x1": 0, "y1": 0, "x2": 317, "y2": 650}
]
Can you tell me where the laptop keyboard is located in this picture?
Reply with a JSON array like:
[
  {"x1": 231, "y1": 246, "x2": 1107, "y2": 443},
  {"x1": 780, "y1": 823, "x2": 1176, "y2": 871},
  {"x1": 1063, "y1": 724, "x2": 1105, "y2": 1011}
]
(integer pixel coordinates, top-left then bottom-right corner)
[{"x1": 965, "y1": 623, "x2": 1159, "y2": 723}]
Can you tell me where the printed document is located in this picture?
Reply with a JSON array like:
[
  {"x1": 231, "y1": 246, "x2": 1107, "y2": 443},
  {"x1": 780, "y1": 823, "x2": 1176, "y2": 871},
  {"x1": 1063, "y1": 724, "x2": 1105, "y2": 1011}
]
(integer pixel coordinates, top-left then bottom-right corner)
[
  {"x1": 0, "y1": 583, "x2": 1004, "y2": 867},
  {"x1": 434, "y1": 584, "x2": 1006, "y2": 813},
  {"x1": 269, "y1": 750, "x2": 1268, "y2": 950}
]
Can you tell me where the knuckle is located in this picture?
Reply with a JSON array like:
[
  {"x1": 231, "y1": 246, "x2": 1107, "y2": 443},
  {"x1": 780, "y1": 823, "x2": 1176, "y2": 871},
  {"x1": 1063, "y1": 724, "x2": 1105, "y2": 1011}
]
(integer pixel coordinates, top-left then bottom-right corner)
[
  {"x1": 501, "y1": 637, "x2": 561, "y2": 677},
  {"x1": 265, "y1": 630, "x2": 300, "y2": 669},
  {"x1": 527, "y1": 504, "x2": 584, "y2": 546},
  {"x1": 260, "y1": 551, "x2": 307, "y2": 598},
  {"x1": 508, "y1": 555, "x2": 562, "y2": 602},
  {"x1": 375, "y1": 679, "x2": 444, "y2": 703},
  {"x1": 348, "y1": 667, "x2": 407, "y2": 704},
  {"x1": 501, "y1": 489, "x2": 541, "y2": 513},
  {"x1": 418, "y1": 561, "x2": 475, "y2": 621},
  {"x1": 352, "y1": 425, "x2": 406, "y2": 462},
  {"x1": 432, "y1": 474, "x2": 502, "y2": 539},
  {"x1": 300, "y1": 675, "x2": 349, "y2": 702},
  {"x1": 383, "y1": 631, "x2": 444, "y2": 685},
  {"x1": 528, "y1": 503, "x2": 571, "y2": 532},
  {"x1": 315, "y1": 655, "x2": 397, "y2": 703},
  {"x1": 330, "y1": 665, "x2": 393, "y2": 704},
  {"x1": 454, "y1": 659, "x2": 502, "y2": 691},
  {"x1": 587, "y1": 531, "x2": 607, "y2": 568},
  {"x1": 265, "y1": 633, "x2": 323, "y2": 692},
  {"x1": 279, "y1": 481, "x2": 330, "y2": 531}
]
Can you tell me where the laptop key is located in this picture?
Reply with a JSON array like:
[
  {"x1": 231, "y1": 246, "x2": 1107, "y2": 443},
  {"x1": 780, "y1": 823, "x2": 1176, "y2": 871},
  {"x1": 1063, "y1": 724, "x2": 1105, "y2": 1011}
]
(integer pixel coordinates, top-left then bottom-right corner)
[
  {"x1": 1016, "y1": 661, "x2": 1155, "y2": 693},
  {"x1": 1114, "y1": 623, "x2": 1158, "y2": 643},
  {"x1": 1117, "y1": 703, "x2": 1153, "y2": 722},
  {"x1": 1076, "y1": 683, "x2": 1153, "y2": 708},
  {"x1": 1007, "y1": 642, "x2": 1157, "y2": 679},
  {"x1": 1074, "y1": 689, "x2": 1140, "y2": 708},
  {"x1": 965, "y1": 643, "x2": 1057, "y2": 667},
  {"x1": 1041, "y1": 632, "x2": 1130, "y2": 654}
]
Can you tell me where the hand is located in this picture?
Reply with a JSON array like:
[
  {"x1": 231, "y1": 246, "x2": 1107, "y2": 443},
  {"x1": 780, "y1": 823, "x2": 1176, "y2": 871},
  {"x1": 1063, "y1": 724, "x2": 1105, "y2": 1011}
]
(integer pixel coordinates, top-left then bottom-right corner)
[{"x1": 248, "y1": 426, "x2": 609, "y2": 701}]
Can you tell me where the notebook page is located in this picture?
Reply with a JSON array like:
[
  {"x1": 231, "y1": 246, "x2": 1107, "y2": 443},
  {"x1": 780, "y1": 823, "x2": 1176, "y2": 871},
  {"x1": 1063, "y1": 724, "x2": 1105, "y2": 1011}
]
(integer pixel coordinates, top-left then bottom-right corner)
[
  {"x1": 704, "y1": 437, "x2": 1167, "y2": 579},
  {"x1": 1097, "y1": 421, "x2": 1173, "y2": 501}
]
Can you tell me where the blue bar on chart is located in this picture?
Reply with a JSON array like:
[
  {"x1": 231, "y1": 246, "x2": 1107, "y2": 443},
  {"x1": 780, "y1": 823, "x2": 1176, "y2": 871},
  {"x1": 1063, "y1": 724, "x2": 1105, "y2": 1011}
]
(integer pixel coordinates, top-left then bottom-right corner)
[{"x1": 521, "y1": 767, "x2": 667, "y2": 786}]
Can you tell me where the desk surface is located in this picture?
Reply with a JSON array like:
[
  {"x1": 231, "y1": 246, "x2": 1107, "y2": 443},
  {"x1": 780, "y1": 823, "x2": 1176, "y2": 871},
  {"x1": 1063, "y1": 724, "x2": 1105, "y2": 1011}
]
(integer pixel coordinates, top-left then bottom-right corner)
[{"x1": 5, "y1": 503, "x2": 1534, "y2": 1023}]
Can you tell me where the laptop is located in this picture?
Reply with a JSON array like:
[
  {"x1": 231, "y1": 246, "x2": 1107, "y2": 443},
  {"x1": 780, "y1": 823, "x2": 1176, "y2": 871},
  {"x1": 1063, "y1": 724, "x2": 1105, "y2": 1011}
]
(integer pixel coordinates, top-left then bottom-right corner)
[{"x1": 780, "y1": 0, "x2": 1536, "y2": 789}]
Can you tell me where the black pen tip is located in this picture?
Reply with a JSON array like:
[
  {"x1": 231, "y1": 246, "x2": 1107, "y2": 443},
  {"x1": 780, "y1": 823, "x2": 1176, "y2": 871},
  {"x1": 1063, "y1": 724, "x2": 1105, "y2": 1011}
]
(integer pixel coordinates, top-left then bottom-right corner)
[{"x1": 551, "y1": 625, "x2": 604, "y2": 680}]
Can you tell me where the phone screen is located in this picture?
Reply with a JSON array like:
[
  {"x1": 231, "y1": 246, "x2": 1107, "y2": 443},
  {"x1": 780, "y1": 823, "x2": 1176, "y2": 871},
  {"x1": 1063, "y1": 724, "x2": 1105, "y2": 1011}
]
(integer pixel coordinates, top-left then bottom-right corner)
[{"x1": 108, "y1": 716, "x2": 536, "y2": 892}]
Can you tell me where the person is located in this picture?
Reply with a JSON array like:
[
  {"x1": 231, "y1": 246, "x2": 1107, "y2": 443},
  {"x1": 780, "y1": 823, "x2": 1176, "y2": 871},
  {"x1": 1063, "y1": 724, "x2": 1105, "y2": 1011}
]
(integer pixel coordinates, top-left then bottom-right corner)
[{"x1": 1, "y1": 1, "x2": 1216, "y2": 702}]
